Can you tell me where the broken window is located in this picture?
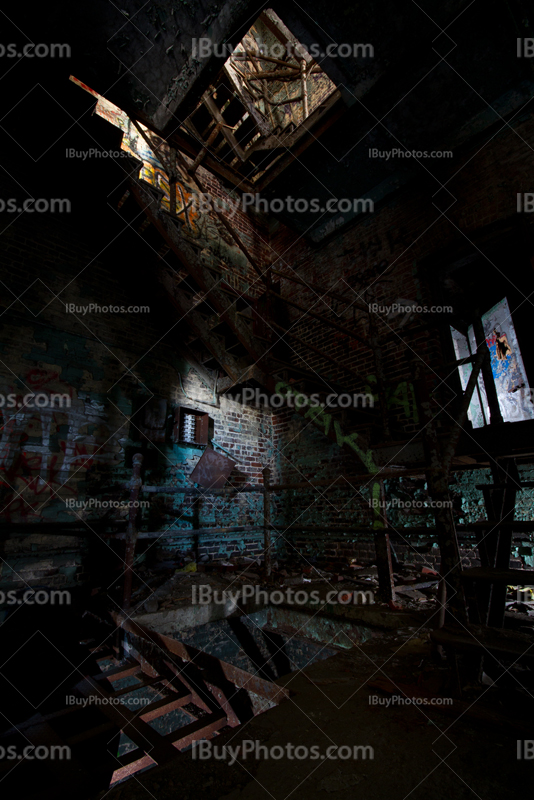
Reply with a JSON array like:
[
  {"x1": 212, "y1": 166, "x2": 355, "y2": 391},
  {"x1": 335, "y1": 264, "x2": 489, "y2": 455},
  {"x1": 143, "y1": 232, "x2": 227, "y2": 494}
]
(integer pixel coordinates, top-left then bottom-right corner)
[{"x1": 451, "y1": 297, "x2": 534, "y2": 427}]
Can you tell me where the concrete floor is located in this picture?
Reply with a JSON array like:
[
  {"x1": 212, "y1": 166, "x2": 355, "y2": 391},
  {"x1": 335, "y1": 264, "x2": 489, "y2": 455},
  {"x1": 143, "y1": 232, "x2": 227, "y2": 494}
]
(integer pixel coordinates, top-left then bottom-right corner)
[{"x1": 100, "y1": 617, "x2": 531, "y2": 800}]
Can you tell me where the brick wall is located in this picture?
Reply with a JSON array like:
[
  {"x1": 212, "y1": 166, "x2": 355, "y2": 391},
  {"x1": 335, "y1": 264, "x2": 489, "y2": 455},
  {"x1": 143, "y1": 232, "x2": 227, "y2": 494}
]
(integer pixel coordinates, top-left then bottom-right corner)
[
  {"x1": 0, "y1": 170, "x2": 274, "y2": 590},
  {"x1": 3, "y1": 107, "x2": 534, "y2": 590},
  {"x1": 264, "y1": 115, "x2": 534, "y2": 565},
  {"x1": 265, "y1": 113, "x2": 534, "y2": 433}
]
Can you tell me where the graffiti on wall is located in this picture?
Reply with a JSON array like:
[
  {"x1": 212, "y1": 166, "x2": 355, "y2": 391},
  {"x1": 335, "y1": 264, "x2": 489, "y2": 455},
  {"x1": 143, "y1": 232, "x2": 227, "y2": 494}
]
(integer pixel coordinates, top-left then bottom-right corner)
[
  {"x1": 364, "y1": 374, "x2": 418, "y2": 424},
  {"x1": 70, "y1": 76, "x2": 260, "y2": 295},
  {"x1": 0, "y1": 369, "x2": 124, "y2": 520},
  {"x1": 275, "y1": 380, "x2": 385, "y2": 529}
]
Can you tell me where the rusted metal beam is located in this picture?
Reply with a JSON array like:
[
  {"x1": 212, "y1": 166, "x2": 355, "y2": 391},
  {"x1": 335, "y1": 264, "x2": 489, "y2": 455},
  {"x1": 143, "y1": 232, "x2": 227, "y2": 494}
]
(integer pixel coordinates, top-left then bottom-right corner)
[
  {"x1": 188, "y1": 122, "x2": 222, "y2": 175},
  {"x1": 156, "y1": 262, "x2": 247, "y2": 384},
  {"x1": 111, "y1": 752, "x2": 156, "y2": 785},
  {"x1": 93, "y1": 660, "x2": 139, "y2": 682},
  {"x1": 241, "y1": 50, "x2": 306, "y2": 69},
  {"x1": 203, "y1": 95, "x2": 246, "y2": 161},
  {"x1": 167, "y1": 711, "x2": 227, "y2": 750},
  {"x1": 113, "y1": 614, "x2": 291, "y2": 704},
  {"x1": 168, "y1": 120, "x2": 255, "y2": 191},
  {"x1": 130, "y1": 179, "x2": 272, "y2": 372},
  {"x1": 140, "y1": 693, "x2": 193, "y2": 723},
  {"x1": 244, "y1": 89, "x2": 342, "y2": 162}
]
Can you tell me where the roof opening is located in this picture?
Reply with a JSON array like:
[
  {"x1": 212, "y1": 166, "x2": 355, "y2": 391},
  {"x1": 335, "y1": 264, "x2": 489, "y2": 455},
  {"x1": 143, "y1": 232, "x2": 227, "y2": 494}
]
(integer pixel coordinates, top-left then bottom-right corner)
[{"x1": 181, "y1": 9, "x2": 340, "y2": 187}]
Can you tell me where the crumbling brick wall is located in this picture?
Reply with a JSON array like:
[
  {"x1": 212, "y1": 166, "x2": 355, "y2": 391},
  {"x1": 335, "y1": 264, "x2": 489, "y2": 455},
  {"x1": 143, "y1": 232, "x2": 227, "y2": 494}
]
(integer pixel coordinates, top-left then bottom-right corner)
[
  {"x1": 264, "y1": 114, "x2": 534, "y2": 568},
  {"x1": 266, "y1": 114, "x2": 534, "y2": 436},
  {"x1": 0, "y1": 178, "x2": 274, "y2": 589}
]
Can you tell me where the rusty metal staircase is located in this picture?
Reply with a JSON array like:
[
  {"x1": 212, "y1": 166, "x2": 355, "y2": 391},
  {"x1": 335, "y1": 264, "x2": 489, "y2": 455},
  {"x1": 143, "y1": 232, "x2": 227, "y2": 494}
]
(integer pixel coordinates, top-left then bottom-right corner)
[
  {"x1": 113, "y1": 157, "x2": 387, "y2": 444},
  {"x1": 0, "y1": 609, "x2": 289, "y2": 797}
]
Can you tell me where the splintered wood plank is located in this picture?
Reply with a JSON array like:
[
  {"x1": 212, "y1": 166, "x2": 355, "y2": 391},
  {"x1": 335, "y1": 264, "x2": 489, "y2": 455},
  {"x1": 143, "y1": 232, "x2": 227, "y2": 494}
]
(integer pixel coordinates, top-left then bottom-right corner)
[{"x1": 115, "y1": 615, "x2": 291, "y2": 705}]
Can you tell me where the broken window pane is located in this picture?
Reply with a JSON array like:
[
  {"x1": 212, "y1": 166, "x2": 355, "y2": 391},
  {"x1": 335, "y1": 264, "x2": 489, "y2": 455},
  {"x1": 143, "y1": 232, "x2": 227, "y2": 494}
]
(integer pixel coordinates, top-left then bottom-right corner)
[{"x1": 452, "y1": 297, "x2": 534, "y2": 427}]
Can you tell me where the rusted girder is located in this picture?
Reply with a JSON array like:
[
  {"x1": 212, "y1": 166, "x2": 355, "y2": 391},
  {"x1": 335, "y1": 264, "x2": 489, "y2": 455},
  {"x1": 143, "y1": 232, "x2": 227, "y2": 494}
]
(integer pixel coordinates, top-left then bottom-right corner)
[
  {"x1": 130, "y1": 179, "x2": 272, "y2": 373},
  {"x1": 113, "y1": 614, "x2": 291, "y2": 705}
]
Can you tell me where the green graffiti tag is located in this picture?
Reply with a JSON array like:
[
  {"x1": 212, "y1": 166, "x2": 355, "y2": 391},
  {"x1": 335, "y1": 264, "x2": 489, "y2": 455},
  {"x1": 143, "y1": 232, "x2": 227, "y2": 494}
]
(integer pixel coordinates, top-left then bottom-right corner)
[
  {"x1": 275, "y1": 381, "x2": 384, "y2": 528},
  {"x1": 364, "y1": 375, "x2": 418, "y2": 424}
]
